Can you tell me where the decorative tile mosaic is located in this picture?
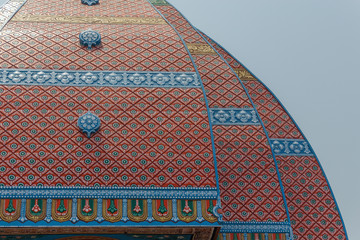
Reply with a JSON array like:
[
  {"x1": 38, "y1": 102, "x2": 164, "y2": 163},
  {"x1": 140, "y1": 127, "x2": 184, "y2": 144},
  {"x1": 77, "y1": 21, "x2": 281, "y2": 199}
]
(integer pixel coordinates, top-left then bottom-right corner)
[
  {"x1": 16, "y1": 0, "x2": 160, "y2": 18},
  {"x1": 203, "y1": 31, "x2": 347, "y2": 240},
  {"x1": 0, "y1": 0, "x2": 26, "y2": 30},
  {"x1": 0, "y1": 69, "x2": 200, "y2": 88},
  {"x1": 270, "y1": 139, "x2": 314, "y2": 156},
  {"x1": 191, "y1": 55, "x2": 252, "y2": 109},
  {"x1": 210, "y1": 108, "x2": 259, "y2": 125},
  {"x1": 154, "y1": 5, "x2": 207, "y2": 44},
  {"x1": 0, "y1": 22, "x2": 194, "y2": 72},
  {"x1": 213, "y1": 125, "x2": 287, "y2": 222},
  {"x1": 12, "y1": 15, "x2": 167, "y2": 25},
  {"x1": 0, "y1": 85, "x2": 216, "y2": 188},
  {"x1": 277, "y1": 156, "x2": 346, "y2": 240}
]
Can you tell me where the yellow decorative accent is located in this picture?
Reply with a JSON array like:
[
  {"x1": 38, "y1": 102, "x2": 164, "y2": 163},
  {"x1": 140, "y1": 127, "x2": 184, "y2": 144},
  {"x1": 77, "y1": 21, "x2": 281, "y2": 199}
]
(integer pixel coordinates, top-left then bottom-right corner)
[
  {"x1": 77, "y1": 199, "x2": 97, "y2": 222},
  {"x1": 127, "y1": 199, "x2": 148, "y2": 222},
  {"x1": 102, "y1": 199, "x2": 122, "y2": 223},
  {"x1": 26, "y1": 199, "x2": 46, "y2": 223},
  {"x1": 0, "y1": 199, "x2": 21, "y2": 223},
  {"x1": 52, "y1": 199, "x2": 72, "y2": 223},
  {"x1": 177, "y1": 200, "x2": 197, "y2": 223},
  {"x1": 233, "y1": 68, "x2": 257, "y2": 81},
  {"x1": 152, "y1": 199, "x2": 172, "y2": 222},
  {"x1": 186, "y1": 43, "x2": 216, "y2": 55},
  {"x1": 11, "y1": 15, "x2": 167, "y2": 25},
  {"x1": 201, "y1": 200, "x2": 217, "y2": 223}
]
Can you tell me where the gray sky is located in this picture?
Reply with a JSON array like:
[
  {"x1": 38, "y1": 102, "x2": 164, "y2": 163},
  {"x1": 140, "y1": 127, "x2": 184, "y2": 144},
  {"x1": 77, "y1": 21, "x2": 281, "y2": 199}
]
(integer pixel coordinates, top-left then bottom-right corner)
[
  {"x1": 168, "y1": 0, "x2": 359, "y2": 238},
  {"x1": 0, "y1": 0, "x2": 358, "y2": 238}
]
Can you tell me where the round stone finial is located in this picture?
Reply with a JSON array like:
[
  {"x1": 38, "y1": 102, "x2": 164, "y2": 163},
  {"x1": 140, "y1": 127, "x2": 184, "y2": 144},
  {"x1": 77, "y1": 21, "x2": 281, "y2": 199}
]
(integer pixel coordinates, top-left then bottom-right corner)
[
  {"x1": 78, "y1": 112, "x2": 101, "y2": 138},
  {"x1": 79, "y1": 29, "x2": 101, "y2": 50},
  {"x1": 81, "y1": 0, "x2": 99, "y2": 6}
]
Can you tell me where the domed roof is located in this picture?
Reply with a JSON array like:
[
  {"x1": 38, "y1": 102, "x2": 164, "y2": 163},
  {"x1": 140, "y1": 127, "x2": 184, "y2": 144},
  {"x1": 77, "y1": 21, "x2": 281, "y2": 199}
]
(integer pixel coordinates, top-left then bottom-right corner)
[{"x1": 0, "y1": 0, "x2": 347, "y2": 239}]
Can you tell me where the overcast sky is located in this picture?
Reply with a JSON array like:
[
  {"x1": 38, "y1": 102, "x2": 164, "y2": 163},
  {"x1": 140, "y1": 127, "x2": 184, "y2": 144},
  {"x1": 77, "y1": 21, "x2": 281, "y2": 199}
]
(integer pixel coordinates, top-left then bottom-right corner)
[
  {"x1": 168, "y1": 0, "x2": 359, "y2": 238},
  {"x1": 0, "y1": 0, "x2": 359, "y2": 238}
]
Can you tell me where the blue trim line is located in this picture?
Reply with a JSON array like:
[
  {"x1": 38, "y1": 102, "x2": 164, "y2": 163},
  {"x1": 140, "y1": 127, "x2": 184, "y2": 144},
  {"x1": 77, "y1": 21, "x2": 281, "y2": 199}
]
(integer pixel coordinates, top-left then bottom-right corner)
[
  {"x1": 210, "y1": 108, "x2": 260, "y2": 126},
  {"x1": 0, "y1": 0, "x2": 27, "y2": 31},
  {"x1": 0, "y1": 69, "x2": 201, "y2": 88},
  {"x1": 220, "y1": 222, "x2": 291, "y2": 233},
  {"x1": 199, "y1": 30, "x2": 348, "y2": 238},
  {"x1": 146, "y1": 0, "x2": 222, "y2": 214},
  {"x1": 0, "y1": 186, "x2": 218, "y2": 199}
]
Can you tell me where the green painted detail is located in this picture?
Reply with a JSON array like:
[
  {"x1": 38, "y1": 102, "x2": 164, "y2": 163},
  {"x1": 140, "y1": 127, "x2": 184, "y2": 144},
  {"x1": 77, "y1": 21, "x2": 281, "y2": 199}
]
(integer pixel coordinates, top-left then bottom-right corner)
[
  {"x1": 234, "y1": 234, "x2": 238, "y2": 240},
  {"x1": 131, "y1": 200, "x2": 143, "y2": 216},
  {"x1": 30, "y1": 199, "x2": 43, "y2": 215},
  {"x1": 81, "y1": 199, "x2": 94, "y2": 216},
  {"x1": 149, "y1": 0, "x2": 169, "y2": 6},
  {"x1": 207, "y1": 200, "x2": 214, "y2": 215},
  {"x1": 157, "y1": 199, "x2": 167, "y2": 214},
  {"x1": 57, "y1": 199, "x2": 67, "y2": 213},
  {"x1": 5, "y1": 200, "x2": 15, "y2": 213},
  {"x1": 107, "y1": 199, "x2": 118, "y2": 214},
  {"x1": 181, "y1": 200, "x2": 193, "y2": 216}
]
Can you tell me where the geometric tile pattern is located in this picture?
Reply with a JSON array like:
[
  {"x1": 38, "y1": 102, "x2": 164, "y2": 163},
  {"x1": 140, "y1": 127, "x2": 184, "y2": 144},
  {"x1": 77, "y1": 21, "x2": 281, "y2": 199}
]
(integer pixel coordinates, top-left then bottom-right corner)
[
  {"x1": 277, "y1": 156, "x2": 346, "y2": 240},
  {"x1": 152, "y1": 1, "x2": 288, "y2": 224},
  {"x1": 0, "y1": 22, "x2": 195, "y2": 72},
  {"x1": 17, "y1": 0, "x2": 160, "y2": 18},
  {"x1": 0, "y1": 85, "x2": 216, "y2": 188},
  {"x1": 156, "y1": 5, "x2": 207, "y2": 44},
  {"x1": 242, "y1": 81, "x2": 302, "y2": 139},
  {"x1": 214, "y1": 125, "x2": 287, "y2": 222},
  {"x1": 202, "y1": 33, "x2": 347, "y2": 239}
]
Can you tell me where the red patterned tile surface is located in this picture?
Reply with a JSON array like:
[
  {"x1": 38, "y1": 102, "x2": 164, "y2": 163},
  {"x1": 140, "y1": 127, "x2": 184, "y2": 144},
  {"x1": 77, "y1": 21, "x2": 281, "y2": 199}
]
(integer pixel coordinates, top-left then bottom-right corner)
[
  {"x1": 156, "y1": 5, "x2": 206, "y2": 44},
  {"x1": 0, "y1": 22, "x2": 194, "y2": 72},
  {"x1": 277, "y1": 156, "x2": 346, "y2": 240},
  {"x1": 0, "y1": 85, "x2": 216, "y2": 188},
  {"x1": 18, "y1": 0, "x2": 159, "y2": 18},
  {"x1": 214, "y1": 125, "x2": 287, "y2": 222},
  {"x1": 192, "y1": 55, "x2": 252, "y2": 109},
  {"x1": 242, "y1": 81, "x2": 301, "y2": 139}
]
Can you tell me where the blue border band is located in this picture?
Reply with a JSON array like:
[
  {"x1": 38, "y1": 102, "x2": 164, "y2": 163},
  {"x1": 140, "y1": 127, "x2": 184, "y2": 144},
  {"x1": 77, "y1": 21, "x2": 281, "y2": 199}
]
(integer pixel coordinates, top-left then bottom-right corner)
[
  {"x1": 0, "y1": 186, "x2": 218, "y2": 199},
  {"x1": 0, "y1": 69, "x2": 201, "y2": 88}
]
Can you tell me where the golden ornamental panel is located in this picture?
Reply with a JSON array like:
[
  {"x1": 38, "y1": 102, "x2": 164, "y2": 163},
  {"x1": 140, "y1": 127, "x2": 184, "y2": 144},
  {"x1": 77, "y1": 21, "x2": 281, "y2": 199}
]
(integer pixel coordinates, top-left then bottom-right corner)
[
  {"x1": 201, "y1": 200, "x2": 217, "y2": 223},
  {"x1": 0, "y1": 199, "x2": 21, "y2": 223},
  {"x1": 177, "y1": 200, "x2": 197, "y2": 223},
  {"x1": 52, "y1": 199, "x2": 72, "y2": 223},
  {"x1": 102, "y1": 199, "x2": 122, "y2": 223},
  {"x1": 77, "y1": 199, "x2": 97, "y2": 222},
  {"x1": 233, "y1": 68, "x2": 257, "y2": 81},
  {"x1": 26, "y1": 199, "x2": 46, "y2": 223},
  {"x1": 186, "y1": 43, "x2": 217, "y2": 55},
  {"x1": 152, "y1": 199, "x2": 172, "y2": 222},
  {"x1": 11, "y1": 15, "x2": 167, "y2": 25},
  {"x1": 127, "y1": 199, "x2": 148, "y2": 222}
]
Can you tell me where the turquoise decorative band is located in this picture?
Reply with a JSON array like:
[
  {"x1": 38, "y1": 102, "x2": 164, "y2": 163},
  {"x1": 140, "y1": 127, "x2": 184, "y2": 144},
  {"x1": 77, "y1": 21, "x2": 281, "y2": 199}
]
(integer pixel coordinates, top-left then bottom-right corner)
[
  {"x1": 210, "y1": 108, "x2": 260, "y2": 125},
  {"x1": 0, "y1": 69, "x2": 201, "y2": 88},
  {"x1": 0, "y1": 186, "x2": 218, "y2": 199},
  {"x1": 270, "y1": 139, "x2": 314, "y2": 156},
  {"x1": 220, "y1": 222, "x2": 292, "y2": 233}
]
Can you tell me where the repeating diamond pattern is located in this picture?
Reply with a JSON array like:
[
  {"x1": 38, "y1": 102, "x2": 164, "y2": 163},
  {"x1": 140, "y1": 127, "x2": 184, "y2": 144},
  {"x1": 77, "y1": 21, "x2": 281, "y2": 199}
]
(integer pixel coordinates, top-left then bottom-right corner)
[
  {"x1": 157, "y1": 5, "x2": 206, "y2": 44},
  {"x1": 0, "y1": 85, "x2": 216, "y2": 187},
  {"x1": 0, "y1": 22, "x2": 194, "y2": 72},
  {"x1": 17, "y1": 0, "x2": 159, "y2": 18},
  {"x1": 277, "y1": 156, "x2": 346, "y2": 240},
  {"x1": 214, "y1": 125, "x2": 287, "y2": 222}
]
